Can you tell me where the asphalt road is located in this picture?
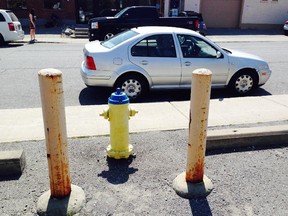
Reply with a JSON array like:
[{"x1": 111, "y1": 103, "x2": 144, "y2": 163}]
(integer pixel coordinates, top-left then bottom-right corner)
[{"x1": 0, "y1": 38, "x2": 287, "y2": 109}]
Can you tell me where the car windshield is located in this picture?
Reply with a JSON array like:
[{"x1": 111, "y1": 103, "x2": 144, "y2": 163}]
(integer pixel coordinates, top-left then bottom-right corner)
[
  {"x1": 101, "y1": 30, "x2": 139, "y2": 49},
  {"x1": 114, "y1": 8, "x2": 127, "y2": 18},
  {"x1": 7, "y1": 11, "x2": 19, "y2": 21}
]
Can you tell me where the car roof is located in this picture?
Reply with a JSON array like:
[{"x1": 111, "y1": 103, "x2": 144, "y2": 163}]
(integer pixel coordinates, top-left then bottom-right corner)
[
  {"x1": 0, "y1": 9, "x2": 12, "y2": 13},
  {"x1": 131, "y1": 26, "x2": 198, "y2": 36}
]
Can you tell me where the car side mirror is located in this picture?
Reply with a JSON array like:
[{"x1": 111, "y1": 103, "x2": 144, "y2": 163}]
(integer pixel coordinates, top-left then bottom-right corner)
[{"x1": 216, "y1": 51, "x2": 222, "y2": 59}]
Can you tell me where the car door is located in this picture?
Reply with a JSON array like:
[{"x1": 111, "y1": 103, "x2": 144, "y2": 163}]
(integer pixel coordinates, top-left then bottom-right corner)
[
  {"x1": 129, "y1": 34, "x2": 181, "y2": 87},
  {"x1": 176, "y1": 34, "x2": 229, "y2": 87}
]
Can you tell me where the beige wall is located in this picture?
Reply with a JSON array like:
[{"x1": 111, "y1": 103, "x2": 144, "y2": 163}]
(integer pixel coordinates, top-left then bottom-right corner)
[
  {"x1": 200, "y1": 0, "x2": 242, "y2": 28},
  {"x1": 184, "y1": 0, "x2": 200, "y2": 12},
  {"x1": 183, "y1": 0, "x2": 287, "y2": 29},
  {"x1": 241, "y1": 0, "x2": 287, "y2": 26}
]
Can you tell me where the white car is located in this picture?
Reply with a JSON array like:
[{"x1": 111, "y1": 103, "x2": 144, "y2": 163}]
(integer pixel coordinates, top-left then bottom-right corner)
[
  {"x1": 284, "y1": 20, "x2": 288, "y2": 36},
  {"x1": 81, "y1": 26, "x2": 271, "y2": 100},
  {"x1": 0, "y1": 9, "x2": 24, "y2": 45}
]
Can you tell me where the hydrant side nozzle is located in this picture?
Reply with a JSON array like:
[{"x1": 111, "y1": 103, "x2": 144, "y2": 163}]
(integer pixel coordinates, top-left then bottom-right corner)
[
  {"x1": 129, "y1": 108, "x2": 138, "y2": 117},
  {"x1": 100, "y1": 109, "x2": 109, "y2": 120}
]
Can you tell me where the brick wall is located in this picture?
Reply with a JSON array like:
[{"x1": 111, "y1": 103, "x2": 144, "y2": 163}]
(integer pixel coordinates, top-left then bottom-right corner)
[{"x1": 1, "y1": 0, "x2": 76, "y2": 26}]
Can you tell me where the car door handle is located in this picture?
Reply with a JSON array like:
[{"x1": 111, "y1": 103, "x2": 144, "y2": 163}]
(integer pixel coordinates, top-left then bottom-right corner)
[
  {"x1": 184, "y1": 61, "x2": 191, "y2": 66},
  {"x1": 140, "y1": 60, "x2": 148, "y2": 65}
]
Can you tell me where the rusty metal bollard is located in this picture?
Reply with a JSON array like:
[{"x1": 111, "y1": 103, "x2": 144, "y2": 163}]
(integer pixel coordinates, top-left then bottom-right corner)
[
  {"x1": 172, "y1": 68, "x2": 214, "y2": 199},
  {"x1": 37, "y1": 69, "x2": 85, "y2": 215},
  {"x1": 38, "y1": 68, "x2": 71, "y2": 198}
]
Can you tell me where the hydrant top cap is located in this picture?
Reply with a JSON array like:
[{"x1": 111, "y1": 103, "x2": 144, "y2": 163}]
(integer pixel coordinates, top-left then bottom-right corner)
[{"x1": 109, "y1": 88, "x2": 129, "y2": 104}]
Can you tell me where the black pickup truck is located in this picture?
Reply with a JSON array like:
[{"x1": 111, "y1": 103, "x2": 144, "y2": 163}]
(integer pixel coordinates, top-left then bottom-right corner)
[{"x1": 88, "y1": 6, "x2": 200, "y2": 41}]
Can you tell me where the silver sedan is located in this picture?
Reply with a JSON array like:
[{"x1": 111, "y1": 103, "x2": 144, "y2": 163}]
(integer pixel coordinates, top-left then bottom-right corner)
[{"x1": 81, "y1": 26, "x2": 271, "y2": 100}]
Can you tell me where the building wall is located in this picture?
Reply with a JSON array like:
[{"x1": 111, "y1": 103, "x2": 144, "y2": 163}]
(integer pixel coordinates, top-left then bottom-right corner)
[
  {"x1": 200, "y1": 0, "x2": 242, "y2": 28},
  {"x1": 1, "y1": 0, "x2": 76, "y2": 26},
  {"x1": 2, "y1": 0, "x2": 286, "y2": 28},
  {"x1": 184, "y1": 0, "x2": 200, "y2": 12},
  {"x1": 241, "y1": 0, "x2": 287, "y2": 28}
]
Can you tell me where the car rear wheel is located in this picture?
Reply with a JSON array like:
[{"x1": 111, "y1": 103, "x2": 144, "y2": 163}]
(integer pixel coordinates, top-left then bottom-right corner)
[
  {"x1": 115, "y1": 74, "x2": 148, "y2": 101},
  {"x1": 229, "y1": 71, "x2": 258, "y2": 95}
]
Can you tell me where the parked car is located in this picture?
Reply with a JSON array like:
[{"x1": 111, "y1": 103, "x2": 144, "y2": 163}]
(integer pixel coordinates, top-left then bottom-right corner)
[
  {"x1": 0, "y1": 9, "x2": 24, "y2": 45},
  {"x1": 98, "y1": 8, "x2": 120, "y2": 17},
  {"x1": 81, "y1": 26, "x2": 271, "y2": 100},
  {"x1": 178, "y1": 11, "x2": 207, "y2": 36},
  {"x1": 284, "y1": 20, "x2": 288, "y2": 36},
  {"x1": 88, "y1": 6, "x2": 200, "y2": 41}
]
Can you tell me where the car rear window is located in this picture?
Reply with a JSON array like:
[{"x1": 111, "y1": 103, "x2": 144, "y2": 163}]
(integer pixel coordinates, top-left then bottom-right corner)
[
  {"x1": 7, "y1": 11, "x2": 19, "y2": 22},
  {"x1": 101, "y1": 30, "x2": 139, "y2": 49}
]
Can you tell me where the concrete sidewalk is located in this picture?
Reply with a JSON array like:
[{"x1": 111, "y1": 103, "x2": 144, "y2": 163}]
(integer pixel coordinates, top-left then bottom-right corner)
[
  {"x1": 1, "y1": 94, "x2": 288, "y2": 148},
  {"x1": 17, "y1": 26, "x2": 288, "y2": 44}
]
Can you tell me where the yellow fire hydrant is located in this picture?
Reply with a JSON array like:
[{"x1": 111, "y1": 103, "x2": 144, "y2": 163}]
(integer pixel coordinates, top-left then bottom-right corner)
[{"x1": 100, "y1": 88, "x2": 138, "y2": 159}]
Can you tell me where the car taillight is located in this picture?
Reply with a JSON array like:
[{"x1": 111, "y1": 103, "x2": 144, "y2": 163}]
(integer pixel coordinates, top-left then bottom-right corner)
[
  {"x1": 86, "y1": 56, "x2": 96, "y2": 70},
  {"x1": 195, "y1": 20, "x2": 199, "y2": 28},
  {"x1": 8, "y1": 22, "x2": 15, "y2": 31}
]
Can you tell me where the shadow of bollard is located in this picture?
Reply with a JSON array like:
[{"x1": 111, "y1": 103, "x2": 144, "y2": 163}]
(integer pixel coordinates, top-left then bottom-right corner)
[{"x1": 189, "y1": 198, "x2": 213, "y2": 216}]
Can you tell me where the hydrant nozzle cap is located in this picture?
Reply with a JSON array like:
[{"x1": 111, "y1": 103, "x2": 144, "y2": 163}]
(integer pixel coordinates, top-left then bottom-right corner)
[{"x1": 108, "y1": 88, "x2": 129, "y2": 105}]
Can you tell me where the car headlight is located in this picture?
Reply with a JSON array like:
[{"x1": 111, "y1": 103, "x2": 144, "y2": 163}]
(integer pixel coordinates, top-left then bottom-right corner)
[
  {"x1": 258, "y1": 64, "x2": 270, "y2": 76},
  {"x1": 91, "y1": 22, "x2": 99, "y2": 29},
  {"x1": 258, "y1": 64, "x2": 269, "y2": 70}
]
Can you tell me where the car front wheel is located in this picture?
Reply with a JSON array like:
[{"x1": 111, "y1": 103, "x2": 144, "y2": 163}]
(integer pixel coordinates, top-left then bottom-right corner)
[
  {"x1": 115, "y1": 74, "x2": 148, "y2": 101},
  {"x1": 229, "y1": 71, "x2": 258, "y2": 95},
  {"x1": 103, "y1": 32, "x2": 114, "y2": 41},
  {"x1": 0, "y1": 34, "x2": 5, "y2": 46}
]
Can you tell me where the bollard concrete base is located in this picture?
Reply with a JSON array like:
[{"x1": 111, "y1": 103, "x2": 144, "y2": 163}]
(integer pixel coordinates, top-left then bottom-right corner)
[
  {"x1": 107, "y1": 144, "x2": 133, "y2": 159},
  {"x1": 173, "y1": 172, "x2": 213, "y2": 199},
  {"x1": 37, "y1": 184, "x2": 85, "y2": 216}
]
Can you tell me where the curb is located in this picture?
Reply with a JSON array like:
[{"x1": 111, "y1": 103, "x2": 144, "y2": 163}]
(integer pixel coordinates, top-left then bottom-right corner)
[
  {"x1": 207, "y1": 125, "x2": 288, "y2": 150},
  {"x1": 0, "y1": 150, "x2": 25, "y2": 177}
]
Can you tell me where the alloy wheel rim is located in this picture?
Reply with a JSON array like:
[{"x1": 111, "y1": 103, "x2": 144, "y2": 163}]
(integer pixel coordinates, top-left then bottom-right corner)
[
  {"x1": 104, "y1": 33, "x2": 114, "y2": 40},
  {"x1": 121, "y1": 79, "x2": 142, "y2": 99},
  {"x1": 235, "y1": 75, "x2": 253, "y2": 93}
]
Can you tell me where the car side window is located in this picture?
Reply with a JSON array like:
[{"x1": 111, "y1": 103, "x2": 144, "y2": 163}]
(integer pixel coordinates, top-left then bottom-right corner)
[
  {"x1": 131, "y1": 34, "x2": 176, "y2": 58},
  {"x1": 0, "y1": 13, "x2": 5, "y2": 22},
  {"x1": 177, "y1": 34, "x2": 219, "y2": 58}
]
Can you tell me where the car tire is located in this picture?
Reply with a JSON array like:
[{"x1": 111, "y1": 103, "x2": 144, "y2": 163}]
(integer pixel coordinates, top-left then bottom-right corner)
[
  {"x1": 0, "y1": 34, "x2": 5, "y2": 46},
  {"x1": 284, "y1": 30, "x2": 288, "y2": 36},
  {"x1": 228, "y1": 70, "x2": 258, "y2": 95},
  {"x1": 115, "y1": 74, "x2": 148, "y2": 101},
  {"x1": 103, "y1": 32, "x2": 114, "y2": 41}
]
